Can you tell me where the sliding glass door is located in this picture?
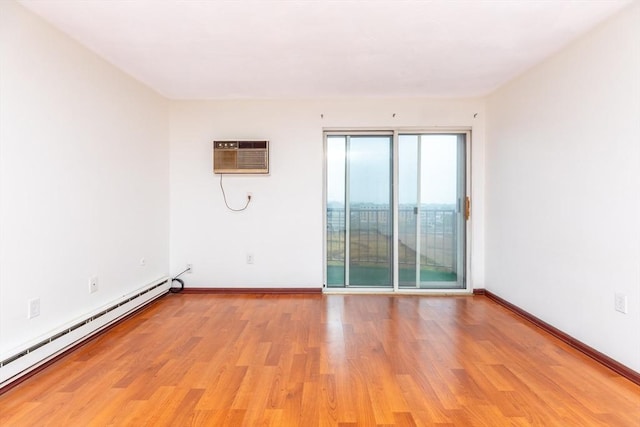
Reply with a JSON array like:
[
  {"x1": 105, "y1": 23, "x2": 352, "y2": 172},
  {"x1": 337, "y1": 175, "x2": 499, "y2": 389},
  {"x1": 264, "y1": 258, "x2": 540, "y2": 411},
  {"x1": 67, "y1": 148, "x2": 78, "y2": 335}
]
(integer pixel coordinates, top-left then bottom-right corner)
[
  {"x1": 326, "y1": 134, "x2": 393, "y2": 288},
  {"x1": 398, "y1": 134, "x2": 465, "y2": 289},
  {"x1": 325, "y1": 131, "x2": 467, "y2": 290}
]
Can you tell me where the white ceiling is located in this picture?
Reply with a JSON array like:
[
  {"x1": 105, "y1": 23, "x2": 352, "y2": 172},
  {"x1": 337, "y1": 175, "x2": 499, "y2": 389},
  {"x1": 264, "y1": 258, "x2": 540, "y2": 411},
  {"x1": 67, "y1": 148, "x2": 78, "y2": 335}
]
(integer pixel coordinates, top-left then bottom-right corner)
[{"x1": 18, "y1": 0, "x2": 634, "y2": 99}]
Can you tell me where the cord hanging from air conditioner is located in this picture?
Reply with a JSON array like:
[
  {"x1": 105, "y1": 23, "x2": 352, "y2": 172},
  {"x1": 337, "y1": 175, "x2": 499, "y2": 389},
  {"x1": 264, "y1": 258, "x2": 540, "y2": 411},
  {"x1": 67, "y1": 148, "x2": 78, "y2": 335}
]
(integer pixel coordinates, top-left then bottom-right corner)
[{"x1": 219, "y1": 174, "x2": 251, "y2": 212}]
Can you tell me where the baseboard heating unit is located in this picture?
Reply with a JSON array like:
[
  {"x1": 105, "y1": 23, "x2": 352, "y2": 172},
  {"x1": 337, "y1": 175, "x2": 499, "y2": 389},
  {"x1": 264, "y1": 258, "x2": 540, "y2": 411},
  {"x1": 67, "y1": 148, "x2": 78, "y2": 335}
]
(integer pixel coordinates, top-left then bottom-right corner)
[{"x1": 0, "y1": 277, "x2": 170, "y2": 389}]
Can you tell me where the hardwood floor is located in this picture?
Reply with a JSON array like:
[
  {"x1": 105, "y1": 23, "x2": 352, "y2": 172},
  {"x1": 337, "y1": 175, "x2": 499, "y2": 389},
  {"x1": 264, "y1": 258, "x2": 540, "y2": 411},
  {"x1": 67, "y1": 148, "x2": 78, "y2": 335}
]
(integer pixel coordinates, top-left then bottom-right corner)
[{"x1": 1, "y1": 294, "x2": 638, "y2": 426}]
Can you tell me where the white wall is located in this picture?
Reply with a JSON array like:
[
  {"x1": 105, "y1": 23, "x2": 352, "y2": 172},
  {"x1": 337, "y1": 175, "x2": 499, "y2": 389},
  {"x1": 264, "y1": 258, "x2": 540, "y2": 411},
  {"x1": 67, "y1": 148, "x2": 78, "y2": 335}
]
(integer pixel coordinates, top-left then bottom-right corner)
[
  {"x1": 170, "y1": 98, "x2": 485, "y2": 289},
  {"x1": 485, "y1": 3, "x2": 640, "y2": 371},
  {"x1": 0, "y1": 2, "x2": 170, "y2": 356}
]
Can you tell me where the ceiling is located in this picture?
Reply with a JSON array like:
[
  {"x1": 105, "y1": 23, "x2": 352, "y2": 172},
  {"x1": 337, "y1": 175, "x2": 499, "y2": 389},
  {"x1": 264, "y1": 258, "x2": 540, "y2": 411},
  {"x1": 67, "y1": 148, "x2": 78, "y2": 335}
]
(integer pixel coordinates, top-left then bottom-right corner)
[{"x1": 18, "y1": 0, "x2": 634, "y2": 100}]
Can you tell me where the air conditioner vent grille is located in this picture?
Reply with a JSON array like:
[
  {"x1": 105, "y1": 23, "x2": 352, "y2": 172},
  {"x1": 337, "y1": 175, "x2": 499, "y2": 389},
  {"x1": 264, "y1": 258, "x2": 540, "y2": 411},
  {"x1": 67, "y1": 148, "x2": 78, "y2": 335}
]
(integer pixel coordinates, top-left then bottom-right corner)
[{"x1": 237, "y1": 150, "x2": 268, "y2": 169}]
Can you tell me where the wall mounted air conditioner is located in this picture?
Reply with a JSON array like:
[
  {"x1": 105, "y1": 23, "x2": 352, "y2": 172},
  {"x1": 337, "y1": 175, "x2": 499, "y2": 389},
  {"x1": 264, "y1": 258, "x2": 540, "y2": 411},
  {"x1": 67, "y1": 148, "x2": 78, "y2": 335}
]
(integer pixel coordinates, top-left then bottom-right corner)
[{"x1": 213, "y1": 140, "x2": 269, "y2": 174}]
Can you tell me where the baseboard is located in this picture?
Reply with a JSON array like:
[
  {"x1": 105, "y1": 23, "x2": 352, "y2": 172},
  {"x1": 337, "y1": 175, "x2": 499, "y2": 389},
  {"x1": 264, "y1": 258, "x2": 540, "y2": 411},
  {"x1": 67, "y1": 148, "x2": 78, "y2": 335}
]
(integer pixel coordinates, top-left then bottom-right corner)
[
  {"x1": 180, "y1": 287, "x2": 322, "y2": 294},
  {"x1": 0, "y1": 278, "x2": 170, "y2": 395},
  {"x1": 483, "y1": 290, "x2": 640, "y2": 386},
  {"x1": 472, "y1": 288, "x2": 486, "y2": 295}
]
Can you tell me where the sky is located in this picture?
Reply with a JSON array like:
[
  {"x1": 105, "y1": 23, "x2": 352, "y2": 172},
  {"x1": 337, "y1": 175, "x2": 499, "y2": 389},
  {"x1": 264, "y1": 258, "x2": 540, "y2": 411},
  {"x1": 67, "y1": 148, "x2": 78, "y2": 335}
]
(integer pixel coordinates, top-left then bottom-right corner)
[{"x1": 327, "y1": 134, "x2": 460, "y2": 206}]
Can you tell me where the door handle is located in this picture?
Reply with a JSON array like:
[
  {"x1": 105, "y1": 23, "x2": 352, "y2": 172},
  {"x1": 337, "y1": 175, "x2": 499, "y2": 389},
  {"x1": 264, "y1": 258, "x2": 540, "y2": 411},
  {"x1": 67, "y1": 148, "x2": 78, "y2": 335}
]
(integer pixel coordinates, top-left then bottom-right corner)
[{"x1": 465, "y1": 197, "x2": 471, "y2": 221}]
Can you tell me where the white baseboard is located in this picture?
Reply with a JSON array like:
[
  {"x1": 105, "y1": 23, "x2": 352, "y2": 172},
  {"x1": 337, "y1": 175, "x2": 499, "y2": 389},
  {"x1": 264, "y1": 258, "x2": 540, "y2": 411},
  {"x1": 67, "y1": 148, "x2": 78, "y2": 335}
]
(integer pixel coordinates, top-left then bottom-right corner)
[{"x1": 0, "y1": 277, "x2": 170, "y2": 388}]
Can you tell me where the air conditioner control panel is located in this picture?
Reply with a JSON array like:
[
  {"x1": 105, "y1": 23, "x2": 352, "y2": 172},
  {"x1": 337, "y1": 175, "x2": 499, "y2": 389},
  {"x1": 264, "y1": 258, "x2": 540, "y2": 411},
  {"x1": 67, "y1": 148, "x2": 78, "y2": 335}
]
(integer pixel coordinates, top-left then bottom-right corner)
[{"x1": 215, "y1": 141, "x2": 268, "y2": 150}]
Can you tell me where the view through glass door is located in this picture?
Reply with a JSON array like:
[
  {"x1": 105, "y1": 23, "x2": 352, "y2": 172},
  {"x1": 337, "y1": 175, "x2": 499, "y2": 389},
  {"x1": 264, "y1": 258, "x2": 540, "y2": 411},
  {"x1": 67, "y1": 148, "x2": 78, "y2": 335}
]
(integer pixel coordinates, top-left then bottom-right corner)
[{"x1": 325, "y1": 131, "x2": 466, "y2": 290}]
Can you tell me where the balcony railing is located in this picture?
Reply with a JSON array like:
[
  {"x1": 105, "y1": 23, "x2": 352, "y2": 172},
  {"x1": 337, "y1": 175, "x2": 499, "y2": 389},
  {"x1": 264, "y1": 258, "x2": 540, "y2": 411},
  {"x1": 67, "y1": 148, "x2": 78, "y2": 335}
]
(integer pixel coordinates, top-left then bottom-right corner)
[{"x1": 327, "y1": 207, "x2": 457, "y2": 273}]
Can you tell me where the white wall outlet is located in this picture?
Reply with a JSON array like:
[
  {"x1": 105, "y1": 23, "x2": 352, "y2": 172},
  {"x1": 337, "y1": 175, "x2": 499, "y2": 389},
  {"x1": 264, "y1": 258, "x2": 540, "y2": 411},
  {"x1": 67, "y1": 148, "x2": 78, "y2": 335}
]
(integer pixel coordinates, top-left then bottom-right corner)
[
  {"x1": 246, "y1": 253, "x2": 254, "y2": 264},
  {"x1": 139, "y1": 257, "x2": 146, "y2": 266},
  {"x1": 247, "y1": 192, "x2": 253, "y2": 200},
  {"x1": 89, "y1": 276, "x2": 99, "y2": 294},
  {"x1": 614, "y1": 293, "x2": 628, "y2": 314},
  {"x1": 28, "y1": 298, "x2": 40, "y2": 319},
  {"x1": 186, "y1": 263, "x2": 193, "y2": 273}
]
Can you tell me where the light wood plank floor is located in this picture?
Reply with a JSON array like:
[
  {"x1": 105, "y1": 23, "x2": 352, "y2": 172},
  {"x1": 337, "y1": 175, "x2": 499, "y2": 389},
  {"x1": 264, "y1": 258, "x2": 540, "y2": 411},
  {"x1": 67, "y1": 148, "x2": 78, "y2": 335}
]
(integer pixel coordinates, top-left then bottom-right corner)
[{"x1": 1, "y1": 294, "x2": 639, "y2": 426}]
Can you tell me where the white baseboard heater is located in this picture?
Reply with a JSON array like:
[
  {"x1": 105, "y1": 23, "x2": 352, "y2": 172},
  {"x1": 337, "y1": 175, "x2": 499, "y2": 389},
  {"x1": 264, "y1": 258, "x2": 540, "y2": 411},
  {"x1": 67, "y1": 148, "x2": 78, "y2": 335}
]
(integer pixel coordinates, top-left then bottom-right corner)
[{"x1": 0, "y1": 277, "x2": 170, "y2": 388}]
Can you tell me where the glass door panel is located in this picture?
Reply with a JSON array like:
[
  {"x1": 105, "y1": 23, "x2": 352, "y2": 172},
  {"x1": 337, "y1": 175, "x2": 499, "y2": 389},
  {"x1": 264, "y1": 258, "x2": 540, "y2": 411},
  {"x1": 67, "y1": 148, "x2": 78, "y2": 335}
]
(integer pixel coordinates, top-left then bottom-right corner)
[
  {"x1": 325, "y1": 134, "x2": 393, "y2": 288},
  {"x1": 348, "y1": 136, "x2": 393, "y2": 287},
  {"x1": 326, "y1": 136, "x2": 346, "y2": 286},
  {"x1": 398, "y1": 134, "x2": 465, "y2": 289},
  {"x1": 398, "y1": 136, "x2": 419, "y2": 286}
]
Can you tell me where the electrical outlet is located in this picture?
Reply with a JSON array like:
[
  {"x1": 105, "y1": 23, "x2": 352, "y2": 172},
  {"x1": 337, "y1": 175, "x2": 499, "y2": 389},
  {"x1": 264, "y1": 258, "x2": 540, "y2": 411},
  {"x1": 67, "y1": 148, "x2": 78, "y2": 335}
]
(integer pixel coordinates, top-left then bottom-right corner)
[
  {"x1": 614, "y1": 293, "x2": 628, "y2": 314},
  {"x1": 247, "y1": 192, "x2": 253, "y2": 200},
  {"x1": 89, "y1": 276, "x2": 99, "y2": 294},
  {"x1": 139, "y1": 257, "x2": 146, "y2": 266},
  {"x1": 246, "y1": 253, "x2": 254, "y2": 264},
  {"x1": 28, "y1": 298, "x2": 40, "y2": 319},
  {"x1": 186, "y1": 263, "x2": 193, "y2": 273}
]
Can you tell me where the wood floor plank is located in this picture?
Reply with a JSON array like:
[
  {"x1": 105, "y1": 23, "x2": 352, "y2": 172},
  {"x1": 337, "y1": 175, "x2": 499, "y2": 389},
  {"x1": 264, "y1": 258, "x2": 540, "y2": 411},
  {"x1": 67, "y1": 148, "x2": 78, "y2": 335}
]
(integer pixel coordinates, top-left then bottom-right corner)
[
  {"x1": 195, "y1": 365, "x2": 248, "y2": 410},
  {"x1": 1, "y1": 294, "x2": 639, "y2": 426}
]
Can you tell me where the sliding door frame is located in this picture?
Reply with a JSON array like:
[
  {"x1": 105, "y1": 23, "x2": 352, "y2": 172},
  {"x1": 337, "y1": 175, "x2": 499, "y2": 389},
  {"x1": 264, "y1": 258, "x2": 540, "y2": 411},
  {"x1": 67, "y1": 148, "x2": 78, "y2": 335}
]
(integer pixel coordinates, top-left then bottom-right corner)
[{"x1": 323, "y1": 128, "x2": 472, "y2": 294}]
